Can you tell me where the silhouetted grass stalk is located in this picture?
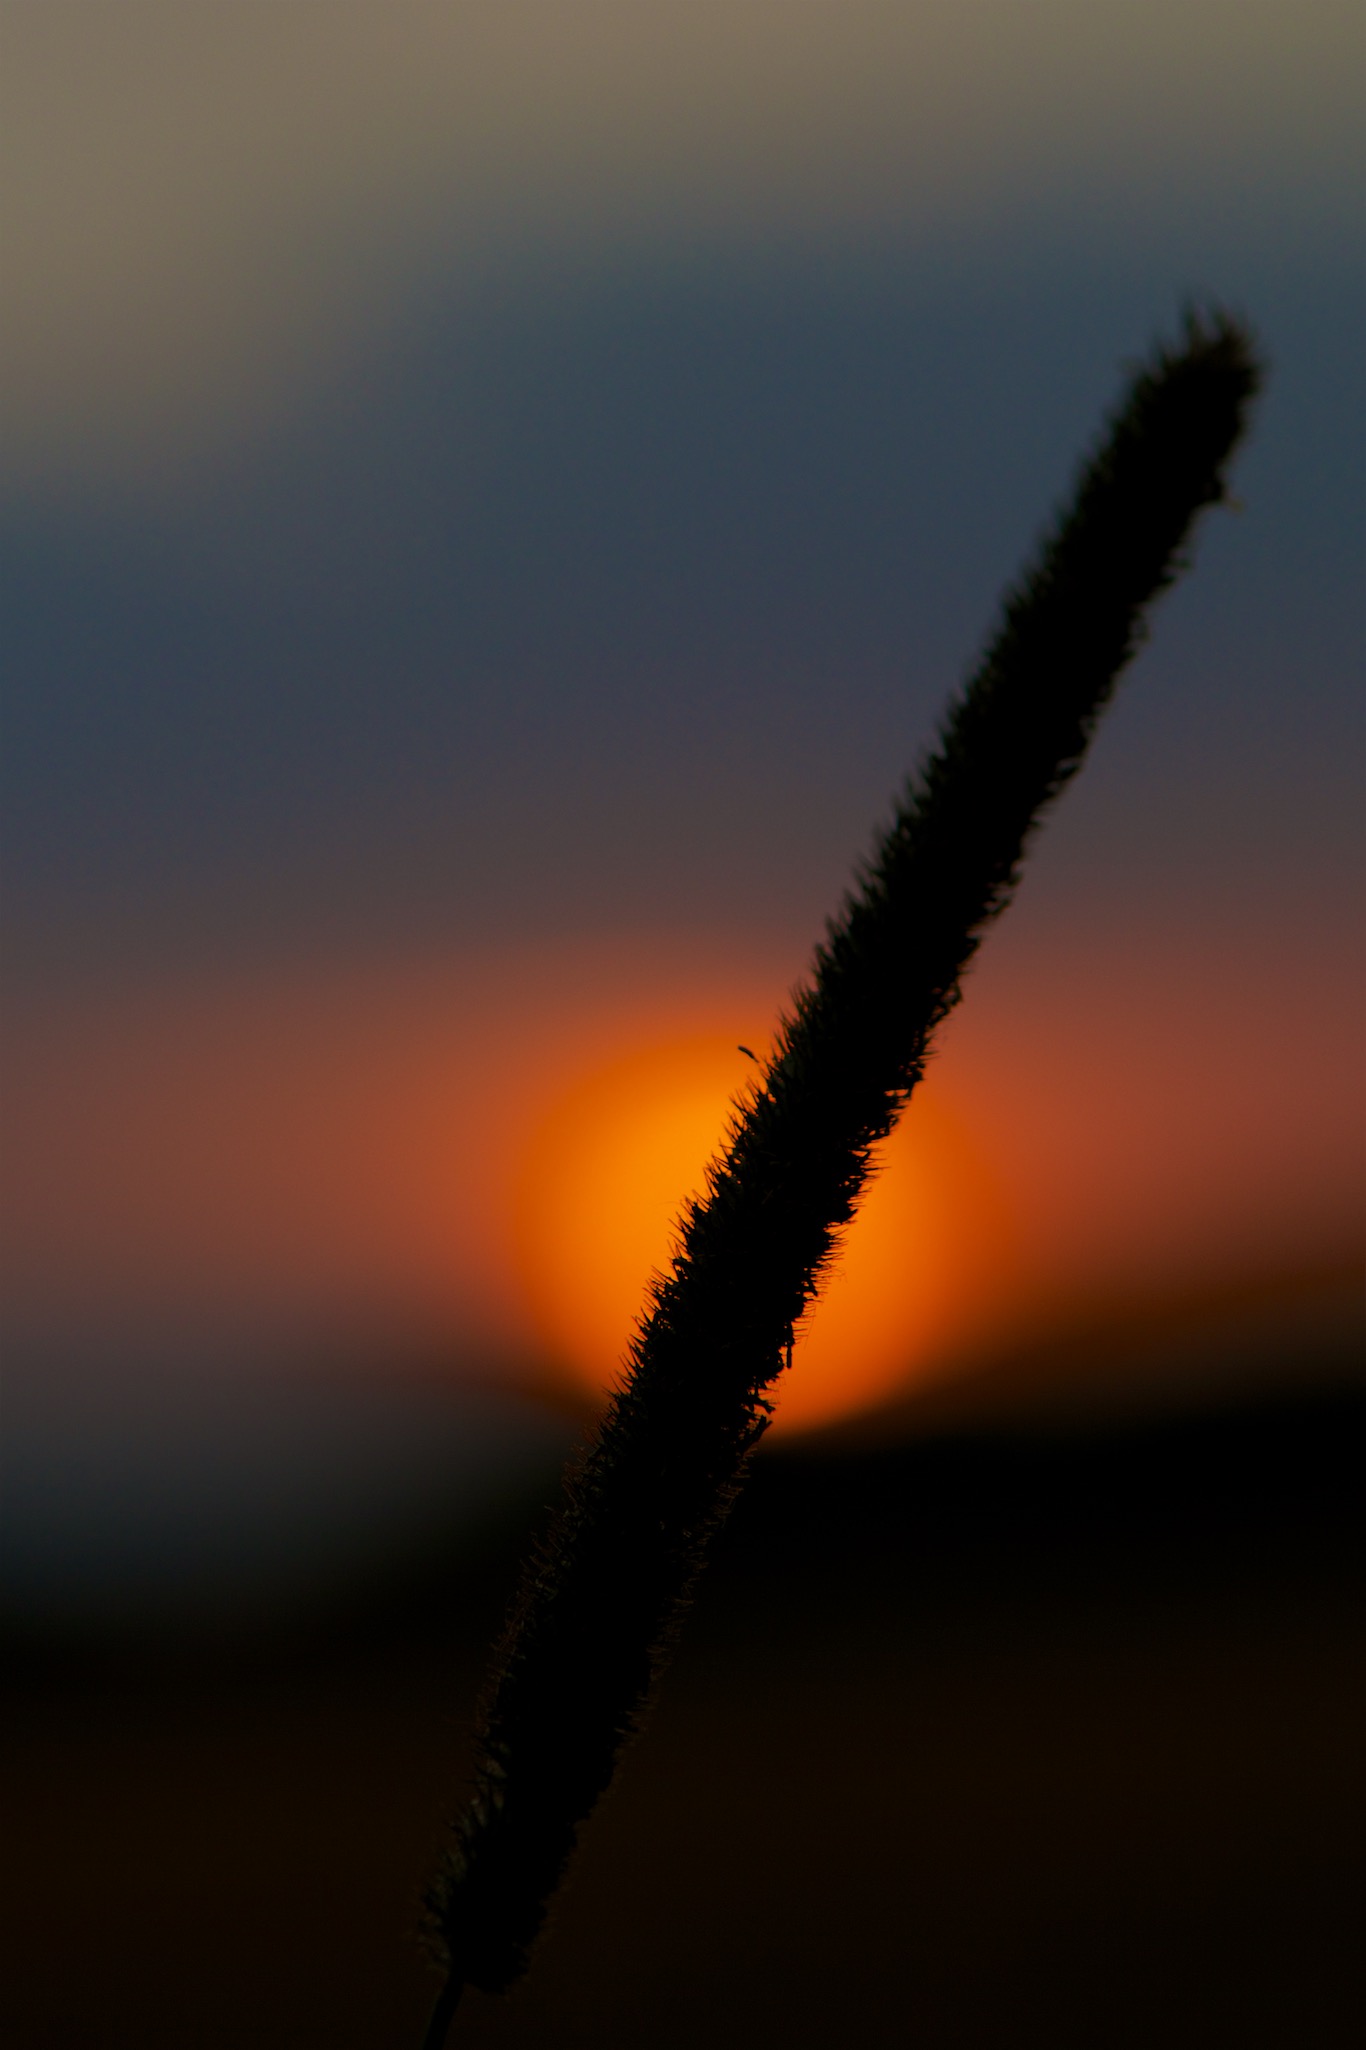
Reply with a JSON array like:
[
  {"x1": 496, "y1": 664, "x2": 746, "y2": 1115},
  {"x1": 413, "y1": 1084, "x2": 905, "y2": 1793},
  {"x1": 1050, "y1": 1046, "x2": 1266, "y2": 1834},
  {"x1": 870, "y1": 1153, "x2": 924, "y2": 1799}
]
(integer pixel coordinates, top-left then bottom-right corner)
[{"x1": 421, "y1": 311, "x2": 1261, "y2": 2037}]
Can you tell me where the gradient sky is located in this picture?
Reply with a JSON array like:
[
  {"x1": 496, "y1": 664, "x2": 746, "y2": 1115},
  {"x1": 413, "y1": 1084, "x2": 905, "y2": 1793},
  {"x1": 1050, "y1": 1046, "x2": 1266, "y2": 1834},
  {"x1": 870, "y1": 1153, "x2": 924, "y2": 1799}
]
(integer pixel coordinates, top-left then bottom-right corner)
[{"x1": 1, "y1": 3, "x2": 1362, "y2": 1600}]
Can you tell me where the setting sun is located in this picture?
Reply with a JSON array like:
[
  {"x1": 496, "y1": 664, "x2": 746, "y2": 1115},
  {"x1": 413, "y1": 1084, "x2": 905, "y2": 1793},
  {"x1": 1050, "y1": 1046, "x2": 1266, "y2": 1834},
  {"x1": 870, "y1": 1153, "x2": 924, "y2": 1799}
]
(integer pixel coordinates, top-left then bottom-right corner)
[{"x1": 513, "y1": 1033, "x2": 1016, "y2": 1432}]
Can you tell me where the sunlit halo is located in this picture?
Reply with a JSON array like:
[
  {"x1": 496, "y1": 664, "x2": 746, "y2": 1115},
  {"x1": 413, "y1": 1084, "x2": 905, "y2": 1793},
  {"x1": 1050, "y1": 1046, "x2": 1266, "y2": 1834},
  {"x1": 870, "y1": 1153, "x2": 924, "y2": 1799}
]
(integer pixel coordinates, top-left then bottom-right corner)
[{"x1": 513, "y1": 1032, "x2": 1014, "y2": 1432}]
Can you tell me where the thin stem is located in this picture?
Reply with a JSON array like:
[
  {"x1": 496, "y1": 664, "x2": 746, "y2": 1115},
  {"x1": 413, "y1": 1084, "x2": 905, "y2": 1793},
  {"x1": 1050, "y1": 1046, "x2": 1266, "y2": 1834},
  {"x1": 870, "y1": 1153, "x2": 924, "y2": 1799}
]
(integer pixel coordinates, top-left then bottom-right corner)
[{"x1": 421, "y1": 1973, "x2": 464, "y2": 2050}]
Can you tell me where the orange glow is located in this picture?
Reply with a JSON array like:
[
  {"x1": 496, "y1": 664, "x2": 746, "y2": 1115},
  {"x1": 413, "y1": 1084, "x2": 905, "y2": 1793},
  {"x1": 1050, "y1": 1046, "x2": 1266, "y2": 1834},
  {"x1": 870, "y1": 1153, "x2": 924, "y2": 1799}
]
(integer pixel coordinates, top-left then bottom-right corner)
[{"x1": 513, "y1": 1034, "x2": 1017, "y2": 1432}]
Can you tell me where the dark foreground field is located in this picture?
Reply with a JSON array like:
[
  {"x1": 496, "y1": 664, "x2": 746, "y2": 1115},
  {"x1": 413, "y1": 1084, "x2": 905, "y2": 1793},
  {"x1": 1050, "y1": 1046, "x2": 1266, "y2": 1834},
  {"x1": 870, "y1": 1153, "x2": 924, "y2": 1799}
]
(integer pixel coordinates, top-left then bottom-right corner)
[{"x1": 4, "y1": 1385, "x2": 1364, "y2": 2049}]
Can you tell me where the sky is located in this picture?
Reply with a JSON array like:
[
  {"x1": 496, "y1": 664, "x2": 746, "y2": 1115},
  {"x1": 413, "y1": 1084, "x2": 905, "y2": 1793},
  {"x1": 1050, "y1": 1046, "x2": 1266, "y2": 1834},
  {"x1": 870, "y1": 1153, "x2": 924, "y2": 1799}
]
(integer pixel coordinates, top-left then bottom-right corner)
[{"x1": 1, "y1": 1, "x2": 1362, "y2": 1609}]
